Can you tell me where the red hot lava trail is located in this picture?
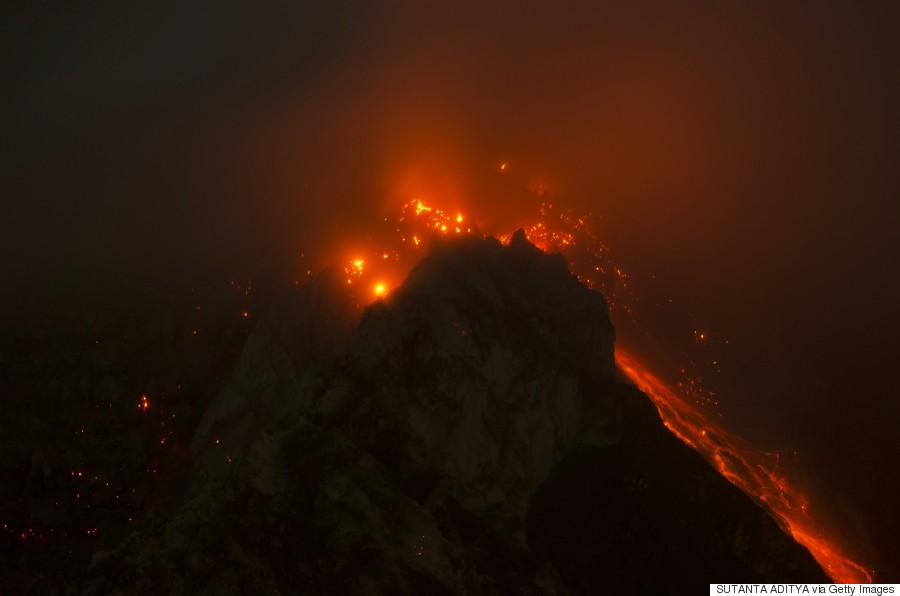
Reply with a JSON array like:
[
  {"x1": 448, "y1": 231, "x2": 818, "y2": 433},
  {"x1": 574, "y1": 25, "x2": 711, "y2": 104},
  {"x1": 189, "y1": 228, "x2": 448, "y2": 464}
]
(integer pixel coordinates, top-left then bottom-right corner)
[{"x1": 316, "y1": 193, "x2": 874, "y2": 583}]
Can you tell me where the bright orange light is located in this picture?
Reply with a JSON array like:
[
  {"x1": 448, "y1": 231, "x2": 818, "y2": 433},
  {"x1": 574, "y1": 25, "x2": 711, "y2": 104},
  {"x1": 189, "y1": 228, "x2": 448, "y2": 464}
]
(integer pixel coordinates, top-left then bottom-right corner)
[
  {"x1": 615, "y1": 348, "x2": 873, "y2": 584},
  {"x1": 319, "y1": 194, "x2": 872, "y2": 583},
  {"x1": 139, "y1": 395, "x2": 149, "y2": 412},
  {"x1": 500, "y1": 162, "x2": 508, "y2": 171}
]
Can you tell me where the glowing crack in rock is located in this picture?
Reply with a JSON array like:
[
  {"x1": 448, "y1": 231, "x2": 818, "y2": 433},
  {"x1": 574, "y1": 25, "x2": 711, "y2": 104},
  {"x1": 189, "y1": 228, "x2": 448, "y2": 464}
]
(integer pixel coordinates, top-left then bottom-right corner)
[{"x1": 318, "y1": 194, "x2": 873, "y2": 584}]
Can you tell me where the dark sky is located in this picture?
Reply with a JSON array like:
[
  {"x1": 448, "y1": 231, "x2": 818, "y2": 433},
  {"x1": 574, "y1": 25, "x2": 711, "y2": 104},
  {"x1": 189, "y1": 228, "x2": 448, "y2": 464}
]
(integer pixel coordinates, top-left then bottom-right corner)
[{"x1": 3, "y1": 0, "x2": 899, "y2": 575}]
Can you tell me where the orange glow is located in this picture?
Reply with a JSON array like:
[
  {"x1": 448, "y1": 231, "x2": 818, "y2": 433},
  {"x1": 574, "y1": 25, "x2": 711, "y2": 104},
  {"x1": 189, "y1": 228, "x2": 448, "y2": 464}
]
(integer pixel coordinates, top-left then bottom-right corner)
[
  {"x1": 331, "y1": 198, "x2": 473, "y2": 304},
  {"x1": 615, "y1": 347, "x2": 873, "y2": 584},
  {"x1": 139, "y1": 394, "x2": 149, "y2": 412},
  {"x1": 314, "y1": 195, "x2": 873, "y2": 583},
  {"x1": 500, "y1": 161, "x2": 508, "y2": 171},
  {"x1": 500, "y1": 211, "x2": 872, "y2": 580}
]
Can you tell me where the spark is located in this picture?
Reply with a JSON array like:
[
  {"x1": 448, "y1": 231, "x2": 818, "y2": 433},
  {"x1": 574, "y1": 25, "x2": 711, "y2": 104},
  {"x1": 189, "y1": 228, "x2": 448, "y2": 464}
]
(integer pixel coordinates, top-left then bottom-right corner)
[
  {"x1": 615, "y1": 348, "x2": 873, "y2": 584},
  {"x1": 311, "y1": 192, "x2": 872, "y2": 583}
]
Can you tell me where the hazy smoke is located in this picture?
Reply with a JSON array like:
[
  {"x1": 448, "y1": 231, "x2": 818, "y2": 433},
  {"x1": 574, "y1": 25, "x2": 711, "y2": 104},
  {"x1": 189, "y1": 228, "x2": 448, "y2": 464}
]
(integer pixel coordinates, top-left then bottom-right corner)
[{"x1": 3, "y1": 0, "x2": 899, "y2": 575}]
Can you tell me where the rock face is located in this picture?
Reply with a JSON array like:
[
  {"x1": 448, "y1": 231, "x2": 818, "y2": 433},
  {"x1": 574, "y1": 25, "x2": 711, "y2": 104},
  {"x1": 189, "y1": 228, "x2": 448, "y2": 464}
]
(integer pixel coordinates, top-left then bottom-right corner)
[
  {"x1": 86, "y1": 232, "x2": 828, "y2": 594},
  {"x1": 190, "y1": 267, "x2": 360, "y2": 483}
]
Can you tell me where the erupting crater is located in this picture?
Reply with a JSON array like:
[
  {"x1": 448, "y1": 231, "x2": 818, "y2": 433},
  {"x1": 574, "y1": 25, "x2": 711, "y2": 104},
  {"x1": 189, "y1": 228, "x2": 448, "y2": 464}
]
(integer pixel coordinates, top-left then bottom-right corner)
[{"x1": 312, "y1": 193, "x2": 874, "y2": 584}]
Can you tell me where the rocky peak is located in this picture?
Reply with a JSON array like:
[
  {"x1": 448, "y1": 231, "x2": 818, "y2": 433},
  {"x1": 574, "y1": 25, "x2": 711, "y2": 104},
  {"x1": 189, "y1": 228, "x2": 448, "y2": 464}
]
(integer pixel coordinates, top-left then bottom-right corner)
[
  {"x1": 85, "y1": 233, "x2": 828, "y2": 594},
  {"x1": 333, "y1": 231, "x2": 615, "y2": 518}
]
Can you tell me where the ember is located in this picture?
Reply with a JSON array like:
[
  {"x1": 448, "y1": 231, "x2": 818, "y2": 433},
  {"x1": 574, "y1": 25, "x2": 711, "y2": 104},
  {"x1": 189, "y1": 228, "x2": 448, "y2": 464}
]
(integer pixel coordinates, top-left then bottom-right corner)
[
  {"x1": 615, "y1": 348, "x2": 873, "y2": 583},
  {"x1": 314, "y1": 192, "x2": 873, "y2": 584}
]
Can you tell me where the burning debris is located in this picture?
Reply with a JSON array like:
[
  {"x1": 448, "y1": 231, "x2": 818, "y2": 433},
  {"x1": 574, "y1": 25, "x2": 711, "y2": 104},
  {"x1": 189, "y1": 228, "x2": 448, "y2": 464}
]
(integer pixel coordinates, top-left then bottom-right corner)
[
  {"x1": 81, "y1": 226, "x2": 829, "y2": 593},
  {"x1": 0, "y1": 190, "x2": 873, "y2": 589},
  {"x1": 0, "y1": 277, "x2": 262, "y2": 588},
  {"x1": 306, "y1": 192, "x2": 872, "y2": 583}
]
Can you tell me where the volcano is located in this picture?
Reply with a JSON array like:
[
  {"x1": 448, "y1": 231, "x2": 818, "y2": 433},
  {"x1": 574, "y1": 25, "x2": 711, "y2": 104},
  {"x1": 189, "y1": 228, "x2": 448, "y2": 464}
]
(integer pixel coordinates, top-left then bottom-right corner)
[{"x1": 25, "y1": 231, "x2": 821, "y2": 594}]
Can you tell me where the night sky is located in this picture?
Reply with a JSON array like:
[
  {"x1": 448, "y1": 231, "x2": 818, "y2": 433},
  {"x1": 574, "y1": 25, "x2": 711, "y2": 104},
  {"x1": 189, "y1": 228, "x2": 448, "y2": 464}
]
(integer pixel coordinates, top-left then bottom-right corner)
[{"x1": 4, "y1": 0, "x2": 899, "y2": 577}]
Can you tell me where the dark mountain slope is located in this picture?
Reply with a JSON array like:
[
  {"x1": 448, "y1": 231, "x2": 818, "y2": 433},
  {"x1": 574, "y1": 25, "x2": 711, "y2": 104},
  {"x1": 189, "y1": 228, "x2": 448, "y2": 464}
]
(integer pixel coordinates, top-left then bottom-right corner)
[{"x1": 83, "y1": 232, "x2": 827, "y2": 594}]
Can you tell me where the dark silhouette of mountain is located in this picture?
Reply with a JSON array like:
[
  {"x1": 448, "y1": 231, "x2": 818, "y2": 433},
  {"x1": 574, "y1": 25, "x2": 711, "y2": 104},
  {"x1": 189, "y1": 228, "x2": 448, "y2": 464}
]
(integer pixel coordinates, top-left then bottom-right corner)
[{"x1": 2, "y1": 233, "x2": 828, "y2": 594}]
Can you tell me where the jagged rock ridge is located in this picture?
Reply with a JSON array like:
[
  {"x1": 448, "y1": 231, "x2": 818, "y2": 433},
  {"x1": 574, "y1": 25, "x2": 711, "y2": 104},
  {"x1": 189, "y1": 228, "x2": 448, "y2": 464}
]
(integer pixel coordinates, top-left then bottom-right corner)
[{"x1": 87, "y1": 231, "x2": 828, "y2": 594}]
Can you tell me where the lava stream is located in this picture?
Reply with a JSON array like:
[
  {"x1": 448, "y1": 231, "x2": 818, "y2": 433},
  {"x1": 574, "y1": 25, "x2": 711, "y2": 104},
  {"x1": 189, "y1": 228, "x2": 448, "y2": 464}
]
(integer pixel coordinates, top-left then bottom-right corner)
[
  {"x1": 615, "y1": 347, "x2": 873, "y2": 584},
  {"x1": 325, "y1": 195, "x2": 874, "y2": 583}
]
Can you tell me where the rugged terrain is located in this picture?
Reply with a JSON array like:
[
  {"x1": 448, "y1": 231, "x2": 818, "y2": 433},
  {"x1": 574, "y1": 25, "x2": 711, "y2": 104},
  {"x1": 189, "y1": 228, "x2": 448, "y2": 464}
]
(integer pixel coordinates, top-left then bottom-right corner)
[{"x1": 2, "y1": 233, "x2": 828, "y2": 594}]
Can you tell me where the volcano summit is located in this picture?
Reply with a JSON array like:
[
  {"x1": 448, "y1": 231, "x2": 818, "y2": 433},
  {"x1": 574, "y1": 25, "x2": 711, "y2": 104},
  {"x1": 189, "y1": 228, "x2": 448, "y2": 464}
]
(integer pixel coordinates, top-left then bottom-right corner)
[{"x1": 50, "y1": 233, "x2": 829, "y2": 593}]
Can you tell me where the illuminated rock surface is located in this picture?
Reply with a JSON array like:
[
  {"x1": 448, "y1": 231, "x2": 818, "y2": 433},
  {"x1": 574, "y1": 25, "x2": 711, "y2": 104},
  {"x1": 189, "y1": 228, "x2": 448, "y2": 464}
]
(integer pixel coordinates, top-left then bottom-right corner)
[{"x1": 3, "y1": 235, "x2": 828, "y2": 593}]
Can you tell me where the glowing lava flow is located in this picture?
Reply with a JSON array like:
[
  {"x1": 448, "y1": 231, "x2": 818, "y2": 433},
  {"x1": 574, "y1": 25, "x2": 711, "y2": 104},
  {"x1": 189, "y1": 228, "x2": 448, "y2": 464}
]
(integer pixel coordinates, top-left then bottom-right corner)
[
  {"x1": 615, "y1": 348, "x2": 873, "y2": 584},
  {"x1": 321, "y1": 195, "x2": 873, "y2": 583}
]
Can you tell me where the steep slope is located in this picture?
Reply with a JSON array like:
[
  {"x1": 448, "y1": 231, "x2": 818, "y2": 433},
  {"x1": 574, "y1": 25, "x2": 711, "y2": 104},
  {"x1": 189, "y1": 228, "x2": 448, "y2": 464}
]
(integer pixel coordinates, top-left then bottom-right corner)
[{"x1": 85, "y1": 232, "x2": 828, "y2": 594}]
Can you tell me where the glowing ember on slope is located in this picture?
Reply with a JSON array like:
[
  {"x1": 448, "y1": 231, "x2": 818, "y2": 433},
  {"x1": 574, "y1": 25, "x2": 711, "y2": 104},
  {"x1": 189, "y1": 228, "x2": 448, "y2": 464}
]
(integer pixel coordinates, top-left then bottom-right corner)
[
  {"x1": 615, "y1": 348, "x2": 873, "y2": 584},
  {"x1": 334, "y1": 198, "x2": 475, "y2": 303},
  {"x1": 318, "y1": 192, "x2": 873, "y2": 583}
]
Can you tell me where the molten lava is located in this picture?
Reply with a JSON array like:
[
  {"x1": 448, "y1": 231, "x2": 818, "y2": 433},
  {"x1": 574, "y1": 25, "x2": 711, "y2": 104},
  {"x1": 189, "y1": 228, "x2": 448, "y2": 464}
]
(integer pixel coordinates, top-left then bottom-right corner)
[
  {"x1": 315, "y1": 193, "x2": 874, "y2": 583},
  {"x1": 615, "y1": 348, "x2": 873, "y2": 584}
]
